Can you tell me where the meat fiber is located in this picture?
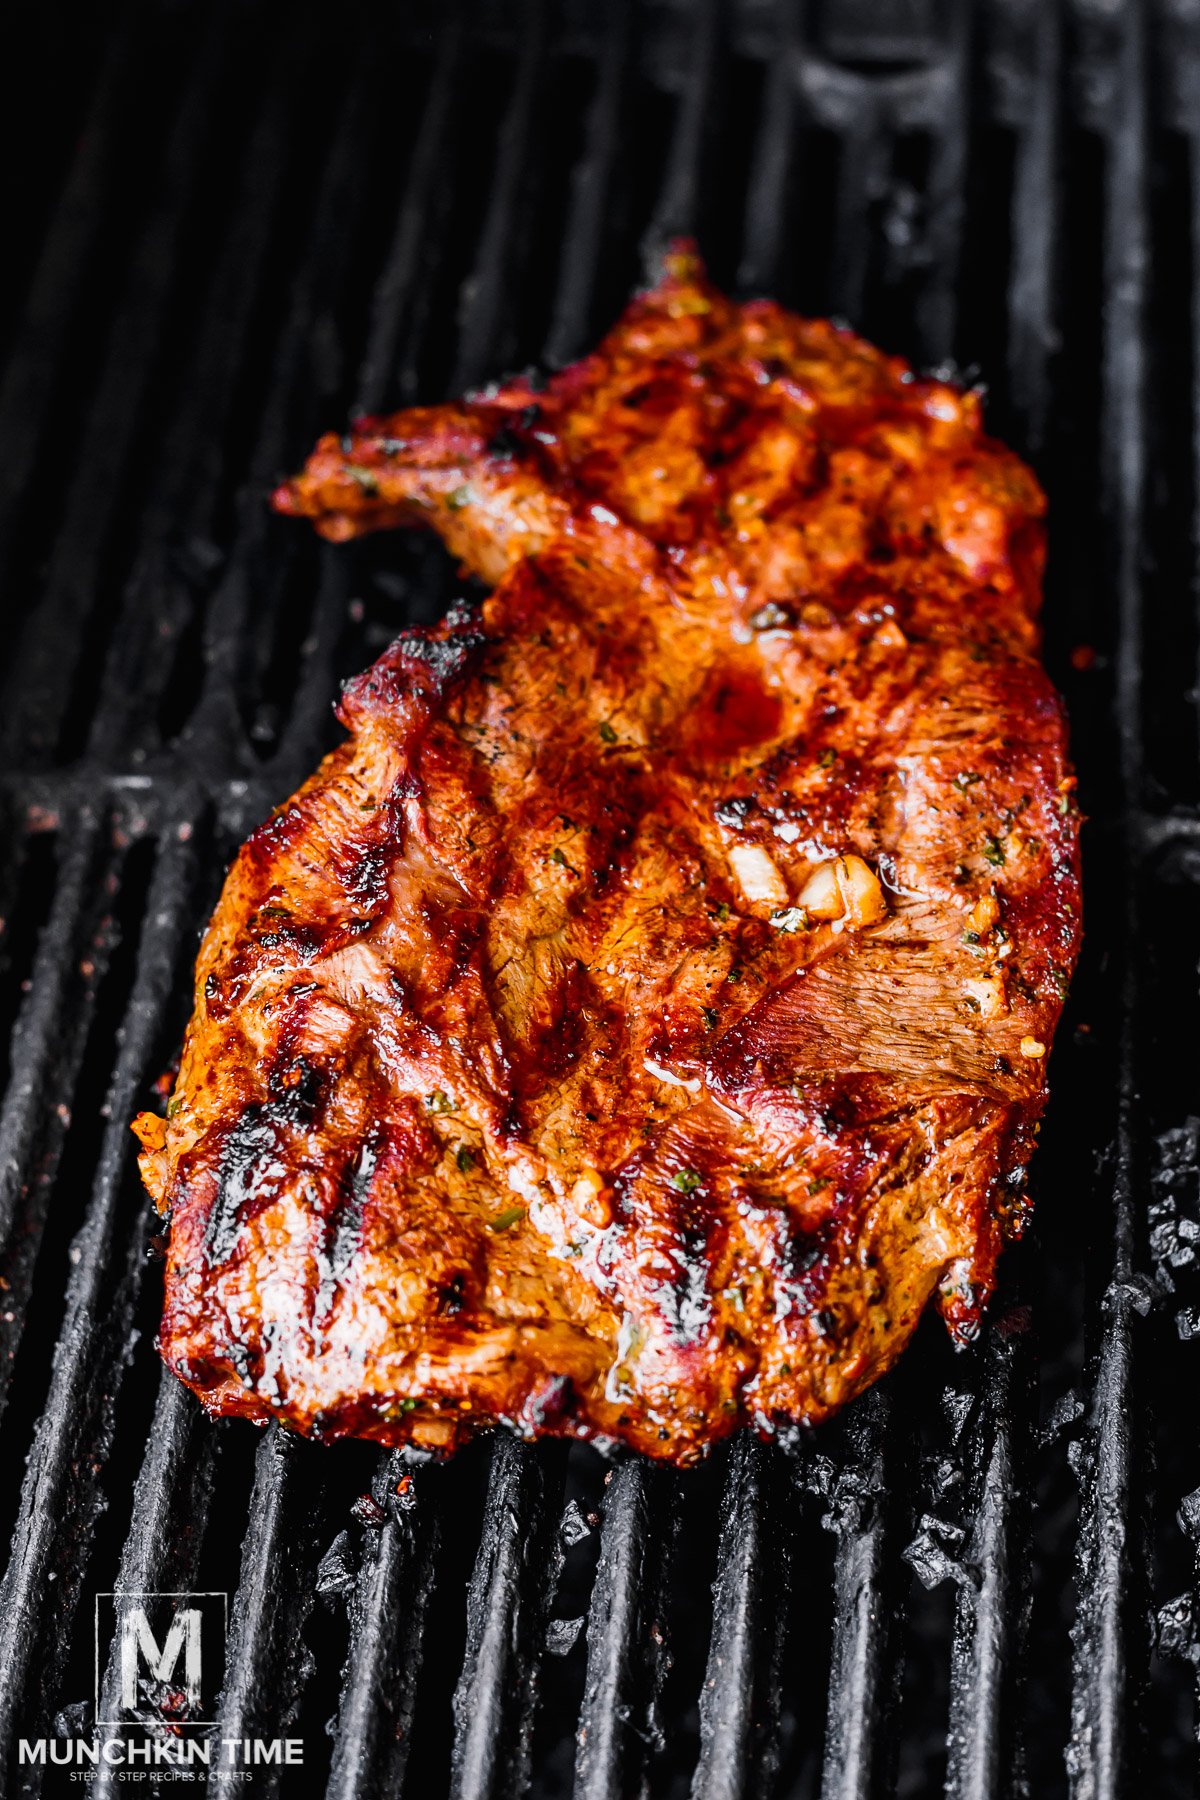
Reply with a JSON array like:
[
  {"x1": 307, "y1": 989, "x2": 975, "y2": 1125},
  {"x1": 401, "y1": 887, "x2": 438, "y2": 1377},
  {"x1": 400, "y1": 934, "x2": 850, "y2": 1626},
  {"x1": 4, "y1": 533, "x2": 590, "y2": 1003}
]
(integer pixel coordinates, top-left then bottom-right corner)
[{"x1": 133, "y1": 249, "x2": 1081, "y2": 1462}]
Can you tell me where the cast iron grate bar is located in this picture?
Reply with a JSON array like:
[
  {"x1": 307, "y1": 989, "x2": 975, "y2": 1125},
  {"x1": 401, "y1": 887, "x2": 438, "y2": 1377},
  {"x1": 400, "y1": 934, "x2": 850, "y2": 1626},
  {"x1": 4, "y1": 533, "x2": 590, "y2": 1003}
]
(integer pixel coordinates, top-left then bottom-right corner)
[
  {"x1": 1003, "y1": 0, "x2": 1061, "y2": 457},
  {"x1": 450, "y1": 0, "x2": 548, "y2": 396},
  {"x1": 450, "y1": 1436, "x2": 565, "y2": 1800},
  {"x1": 573, "y1": 1459, "x2": 671, "y2": 1800},
  {"x1": 83, "y1": 39, "x2": 305, "y2": 767},
  {"x1": 93, "y1": 1373, "x2": 223, "y2": 1798},
  {"x1": 818, "y1": 1391, "x2": 895, "y2": 1800},
  {"x1": 642, "y1": 0, "x2": 722, "y2": 261},
  {"x1": 0, "y1": 817, "x2": 105, "y2": 1252},
  {"x1": 324, "y1": 1453, "x2": 439, "y2": 1800},
  {"x1": 208, "y1": 1426, "x2": 325, "y2": 1792},
  {"x1": 543, "y1": 0, "x2": 631, "y2": 370},
  {"x1": 827, "y1": 103, "x2": 890, "y2": 337},
  {"x1": 944, "y1": 1315, "x2": 1032, "y2": 1800},
  {"x1": 1068, "y1": 3, "x2": 1149, "y2": 1795},
  {"x1": 190, "y1": 36, "x2": 385, "y2": 780},
  {"x1": 0, "y1": 21, "x2": 132, "y2": 599},
  {"x1": 352, "y1": 20, "x2": 465, "y2": 417},
  {"x1": 0, "y1": 812, "x2": 200, "y2": 1765},
  {"x1": 692, "y1": 1436, "x2": 790, "y2": 1799},
  {"x1": 913, "y1": 3, "x2": 971, "y2": 366},
  {"x1": 737, "y1": 0, "x2": 803, "y2": 296},
  {"x1": 0, "y1": 17, "x2": 232, "y2": 771}
]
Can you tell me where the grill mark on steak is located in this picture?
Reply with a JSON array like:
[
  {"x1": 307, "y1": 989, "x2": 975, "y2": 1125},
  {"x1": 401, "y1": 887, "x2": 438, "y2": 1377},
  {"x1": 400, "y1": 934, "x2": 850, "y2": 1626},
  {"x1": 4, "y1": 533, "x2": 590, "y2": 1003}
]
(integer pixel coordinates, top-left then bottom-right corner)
[{"x1": 204, "y1": 1107, "x2": 288, "y2": 1267}]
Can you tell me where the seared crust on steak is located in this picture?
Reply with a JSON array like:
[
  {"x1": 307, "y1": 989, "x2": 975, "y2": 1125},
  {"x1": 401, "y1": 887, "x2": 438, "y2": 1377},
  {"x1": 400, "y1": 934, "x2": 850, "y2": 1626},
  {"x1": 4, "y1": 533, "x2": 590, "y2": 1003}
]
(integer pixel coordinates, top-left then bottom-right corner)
[{"x1": 133, "y1": 248, "x2": 1080, "y2": 1462}]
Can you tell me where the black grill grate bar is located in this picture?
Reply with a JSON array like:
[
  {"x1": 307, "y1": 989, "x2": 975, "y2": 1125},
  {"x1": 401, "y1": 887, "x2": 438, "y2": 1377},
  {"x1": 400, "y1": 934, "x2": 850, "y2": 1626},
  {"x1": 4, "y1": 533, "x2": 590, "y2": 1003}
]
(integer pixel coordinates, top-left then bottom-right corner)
[
  {"x1": 1068, "y1": 1, "x2": 1149, "y2": 1791},
  {"x1": 0, "y1": 25, "x2": 131, "y2": 587},
  {"x1": 818, "y1": 1393, "x2": 894, "y2": 1800},
  {"x1": 187, "y1": 42, "x2": 386, "y2": 766},
  {"x1": 944, "y1": 1321, "x2": 1029, "y2": 1800},
  {"x1": 0, "y1": 817, "x2": 104, "y2": 1253},
  {"x1": 450, "y1": 1436, "x2": 564, "y2": 1800},
  {"x1": 324, "y1": 1456, "x2": 439, "y2": 1800},
  {"x1": 1191, "y1": 54, "x2": 1200, "y2": 781},
  {"x1": 450, "y1": 0, "x2": 549, "y2": 396},
  {"x1": 543, "y1": 0, "x2": 631, "y2": 371},
  {"x1": 1004, "y1": 0, "x2": 1061, "y2": 457},
  {"x1": 0, "y1": 816, "x2": 200, "y2": 1762},
  {"x1": 0, "y1": 18, "x2": 232, "y2": 771},
  {"x1": 827, "y1": 114, "x2": 889, "y2": 330},
  {"x1": 0, "y1": 830, "x2": 127, "y2": 1433},
  {"x1": 573, "y1": 1460, "x2": 667, "y2": 1800},
  {"x1": 352, "y1": 21, "x2": 465, "y2": 418},
  {"x1": 1105, "y1": 0, "x2": 1150, "y2": 809},
  {"x1": 691, "y1": 1437, "x2": 787, "y2": 1800},
  {"x1": 641, "y1": 0, "x2": 722, "y2": 264},
  {"x1": 93, "y1": 1373, "x2": 222, "y2": 1797},
  {"x1": 82, "y1": 50, "x2": 302, "y2": 766},
  {"x1": 210, "y1": 1425, "x2": 320, "y2": 1784},
  {"x1": 270, "y1": 548, "x2": 356, "y2": 798},
  {"x1": 912, "y1": 5, "x2": 970, "y2": 365},
  {"x1": 736, "y1": 0, "x2": 802, "y2": 296}
]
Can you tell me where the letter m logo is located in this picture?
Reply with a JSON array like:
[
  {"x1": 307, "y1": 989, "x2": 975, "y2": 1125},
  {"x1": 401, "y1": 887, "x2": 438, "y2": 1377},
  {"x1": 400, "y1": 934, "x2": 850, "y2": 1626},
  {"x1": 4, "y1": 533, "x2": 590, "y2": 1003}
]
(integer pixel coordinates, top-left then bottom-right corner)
[
  {"x1": 120, "y1": 1605, "x2": 202, "y2": 1711},
  {"x1": 96, "y1": 1592, "x2": 227, "y2": 1725}
]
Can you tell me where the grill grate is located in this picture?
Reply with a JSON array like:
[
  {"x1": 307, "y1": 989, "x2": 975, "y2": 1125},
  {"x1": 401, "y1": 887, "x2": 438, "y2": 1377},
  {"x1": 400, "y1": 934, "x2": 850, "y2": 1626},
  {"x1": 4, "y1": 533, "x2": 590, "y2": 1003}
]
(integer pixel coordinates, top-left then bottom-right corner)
[{"x1": 0, "y1": 1, "x2": 1197, "y2": 1794}]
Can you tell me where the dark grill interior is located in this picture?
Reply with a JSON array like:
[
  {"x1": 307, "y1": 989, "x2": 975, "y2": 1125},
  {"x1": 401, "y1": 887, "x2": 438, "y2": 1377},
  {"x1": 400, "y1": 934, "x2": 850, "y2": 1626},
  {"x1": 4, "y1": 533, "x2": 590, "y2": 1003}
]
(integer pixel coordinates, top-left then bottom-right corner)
[{"x1": 0, "y1": 1, "x2": 1197, "y2": 1792}]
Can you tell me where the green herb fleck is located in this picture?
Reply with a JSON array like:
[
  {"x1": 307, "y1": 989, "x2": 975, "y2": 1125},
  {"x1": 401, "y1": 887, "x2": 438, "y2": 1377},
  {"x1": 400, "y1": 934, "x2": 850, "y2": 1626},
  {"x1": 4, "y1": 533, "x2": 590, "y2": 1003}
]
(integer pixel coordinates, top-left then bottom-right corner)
[
  {"x1": 672, "y1": 1168, "x2": 702, "y2": 1194},
  {"x1": 426, "y1": 1090, "x2": 453, "y2": 1114},
  {"x1": 983, "y1": 836, "x2": 1007, "y2": 866},
  {"x1": 598, "y1": 721, "x2": 618, "y2": 745},
  {"x1": 488, "y1": 1206, "x2": 526, "y2": 1232},
  {"x1": 819, "y1": 747, "x2": 838, "y2": 769},
  {"x1": 769, "y1": 906, "x2": 810, "y2": 933},
  {"x1": 166, "y1": 1096, "x2": 183, "y2": 1119},
  {"x1": 702, "y1": 1007, "x2": 719, "y2": 1031},
  {"x1": 455, "y1": 1146, "x2": 475, "y2": 1173},
  {"x1": 445, "y1": 485, "x2": 472, "y2": 511},
  {"x1": 715, "y1": 902, "x2": 730, "y2": 922},
  {"x1": 397, "y1": 1397, "x2": 419, "y2": 1413}
]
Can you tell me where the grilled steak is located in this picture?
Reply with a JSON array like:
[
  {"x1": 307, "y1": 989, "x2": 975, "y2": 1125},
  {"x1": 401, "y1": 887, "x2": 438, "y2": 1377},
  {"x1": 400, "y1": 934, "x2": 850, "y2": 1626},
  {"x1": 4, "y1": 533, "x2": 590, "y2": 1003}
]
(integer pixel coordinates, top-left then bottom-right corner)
[{"x1": 133, "y1": 249, "x2": 1081, "y2": 1463}]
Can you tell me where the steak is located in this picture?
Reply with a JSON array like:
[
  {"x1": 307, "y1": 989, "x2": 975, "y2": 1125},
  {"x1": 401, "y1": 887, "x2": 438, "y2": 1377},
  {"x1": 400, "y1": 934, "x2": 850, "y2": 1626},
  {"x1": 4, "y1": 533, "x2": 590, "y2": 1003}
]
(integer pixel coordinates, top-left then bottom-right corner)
[{"x1": 133, "y1": 248, "x2": 1081, "y2": 1462}]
